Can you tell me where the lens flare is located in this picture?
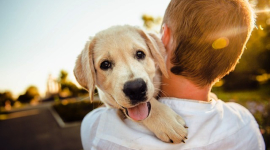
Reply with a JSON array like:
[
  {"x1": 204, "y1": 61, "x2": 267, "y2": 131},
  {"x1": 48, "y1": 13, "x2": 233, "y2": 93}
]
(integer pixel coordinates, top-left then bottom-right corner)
[
  {"x1": 212, "y1": 37, "x2": 229, "y2": 49},
  {"x1": 255, "y1": 8, "x2": 270, "y2": 14},
  {"x1": 259, "y1": 25, "x2": 264, "y2": 30}
]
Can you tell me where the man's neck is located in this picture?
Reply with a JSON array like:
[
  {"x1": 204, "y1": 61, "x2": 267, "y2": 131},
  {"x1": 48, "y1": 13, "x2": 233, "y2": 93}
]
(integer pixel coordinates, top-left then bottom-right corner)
[{"x1": 160, "y1": 73, "x2": 211, "y2": 102}]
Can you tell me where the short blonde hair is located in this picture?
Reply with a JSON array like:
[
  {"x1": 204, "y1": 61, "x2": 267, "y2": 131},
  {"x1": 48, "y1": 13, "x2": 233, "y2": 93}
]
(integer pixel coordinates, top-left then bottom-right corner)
[{"x1": 163, "y1": 0, "x2": 255, "y2": 86}]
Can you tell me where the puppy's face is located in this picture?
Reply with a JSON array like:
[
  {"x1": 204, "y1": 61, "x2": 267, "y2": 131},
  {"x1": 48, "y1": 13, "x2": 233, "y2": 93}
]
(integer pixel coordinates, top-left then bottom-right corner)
[
  {"x1": 74, "y1": 25, "x2": 167, "y2": 121},
  {"x1": 94, "y1": 27, "x2": 157, "y2": 120}
]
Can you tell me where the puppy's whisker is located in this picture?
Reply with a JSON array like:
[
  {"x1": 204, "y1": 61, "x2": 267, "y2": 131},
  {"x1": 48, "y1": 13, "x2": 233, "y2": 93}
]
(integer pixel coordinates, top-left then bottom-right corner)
[
  {"x1": 80, "y1": 96, "x2": 90, "y2": 101},
  {"x1": 154, "y1": 87, "x2": 162, "y2": 91},
  {"x1": 155, "y1": 88, "x2": 169, "y2": 97},
  {"x1": 154, "y1": 88, "x2": 169, "y2": 97}
]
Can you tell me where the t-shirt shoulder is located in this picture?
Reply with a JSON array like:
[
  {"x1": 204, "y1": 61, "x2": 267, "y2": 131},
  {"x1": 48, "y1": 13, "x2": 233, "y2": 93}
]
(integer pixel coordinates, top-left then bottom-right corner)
[
  {"x1": 225, "y1": 101, "x2": 256, "y2": 122},
  {"x1": 82, "y1": 107, "x2": 108, "y2": 125}
]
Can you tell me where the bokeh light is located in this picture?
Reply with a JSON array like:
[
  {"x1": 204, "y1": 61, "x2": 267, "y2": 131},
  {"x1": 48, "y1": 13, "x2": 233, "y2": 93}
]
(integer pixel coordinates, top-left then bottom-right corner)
[{"x1": 212, "y1": 37, "x2": 229, "y2": 49}]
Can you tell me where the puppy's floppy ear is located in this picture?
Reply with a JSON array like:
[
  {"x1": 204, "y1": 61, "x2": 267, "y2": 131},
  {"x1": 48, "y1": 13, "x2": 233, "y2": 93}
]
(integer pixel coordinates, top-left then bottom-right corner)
[
  {"x1": 74, "y1": 38, "x2": 96, "y2": 102},
  {"x1": 137, "y1": 29, "x2": 169, "y2": 78}
]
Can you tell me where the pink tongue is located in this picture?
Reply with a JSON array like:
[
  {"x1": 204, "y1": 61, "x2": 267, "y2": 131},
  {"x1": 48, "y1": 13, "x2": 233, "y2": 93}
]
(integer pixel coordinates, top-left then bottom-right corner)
[{"x1": 127, "y1": 103, "x2": 149, "y2": 121}]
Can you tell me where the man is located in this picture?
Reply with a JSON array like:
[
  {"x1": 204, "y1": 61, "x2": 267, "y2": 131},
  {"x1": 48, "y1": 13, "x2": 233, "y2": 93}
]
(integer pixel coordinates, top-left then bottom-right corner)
[{"x1": 81, "y1": 0, "x2": 265, "y2": 149}]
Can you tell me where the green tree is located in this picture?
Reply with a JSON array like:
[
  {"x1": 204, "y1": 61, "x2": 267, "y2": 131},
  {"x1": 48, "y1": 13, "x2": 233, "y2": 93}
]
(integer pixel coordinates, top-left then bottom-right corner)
[
  {"x1": 59, "y1": 70, "x2": 81, "y2": 96},
  {"x1": 60, "y1": 70, "x2": 68, "y2": 83},
  {"x1": 142, "y1": 14, "x2": 162, "y2": 32},
  {"x1": 0, "y1": 91, "x2": 14, "y2": 107},
  {"x1": 17, "y1": 86, "x2": 40, "y2": 103}
]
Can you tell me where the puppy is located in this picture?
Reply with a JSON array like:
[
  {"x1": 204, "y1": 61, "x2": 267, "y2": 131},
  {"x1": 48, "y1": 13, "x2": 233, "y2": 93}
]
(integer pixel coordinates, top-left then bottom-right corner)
[{"x1": 74, "y1": 25, "x2": 187, "y2": 143}]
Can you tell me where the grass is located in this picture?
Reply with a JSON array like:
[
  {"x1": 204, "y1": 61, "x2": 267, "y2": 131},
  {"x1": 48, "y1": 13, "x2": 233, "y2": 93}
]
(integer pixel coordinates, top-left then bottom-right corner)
[{"x1": 212, "y1": 86, "x2": 270, "y2": 103}]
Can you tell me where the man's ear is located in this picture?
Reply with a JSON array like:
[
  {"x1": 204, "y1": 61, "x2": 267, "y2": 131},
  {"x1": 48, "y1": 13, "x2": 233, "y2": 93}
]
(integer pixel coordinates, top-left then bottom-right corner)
[
  {"x1": 161, "y1": 24, "x2": 171, "y2": 49},
  {"x1": 136, "y1": 28, "x2": 169, "y2": 78},
  {"x1": 73, "y1": 38, "x2": 96, "y2": 102}
]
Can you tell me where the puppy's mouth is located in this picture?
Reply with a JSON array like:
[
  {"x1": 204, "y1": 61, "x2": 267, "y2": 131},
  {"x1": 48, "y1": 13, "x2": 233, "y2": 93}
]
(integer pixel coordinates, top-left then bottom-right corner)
[{"x1": 123, "y1": 102, "x2": 151, "y2": 121}]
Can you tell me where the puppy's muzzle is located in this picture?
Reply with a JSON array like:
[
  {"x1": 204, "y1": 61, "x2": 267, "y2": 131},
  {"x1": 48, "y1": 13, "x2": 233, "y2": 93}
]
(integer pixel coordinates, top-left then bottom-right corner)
[{"x1": 123, "y1": 78, "x2": 147, "y2": 105}]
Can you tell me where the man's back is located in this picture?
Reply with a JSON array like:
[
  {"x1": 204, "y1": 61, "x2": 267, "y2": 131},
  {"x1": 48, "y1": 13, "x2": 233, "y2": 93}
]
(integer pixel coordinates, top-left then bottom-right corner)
[{"x1": 81, "y1": 97, "x2": 265, "y2": 150}]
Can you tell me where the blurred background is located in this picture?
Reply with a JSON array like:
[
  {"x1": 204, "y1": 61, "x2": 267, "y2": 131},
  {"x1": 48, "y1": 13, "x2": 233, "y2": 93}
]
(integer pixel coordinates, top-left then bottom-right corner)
[{"x1": 0, "y1": 0, "x2": 270, "y2": 150}]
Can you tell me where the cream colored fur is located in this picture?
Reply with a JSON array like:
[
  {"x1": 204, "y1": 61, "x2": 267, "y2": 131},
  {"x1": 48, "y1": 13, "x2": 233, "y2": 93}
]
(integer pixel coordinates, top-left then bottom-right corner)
[{"x1": 74, "y1": 25, "x2": 187, "y2": 143}]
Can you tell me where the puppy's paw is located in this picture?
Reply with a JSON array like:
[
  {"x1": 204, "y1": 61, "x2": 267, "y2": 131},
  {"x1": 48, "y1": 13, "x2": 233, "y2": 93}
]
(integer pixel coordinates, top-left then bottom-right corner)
[
  {"x1": 142, "y1": 99, "x2": 188, "y2": 143},
  {"x1": 154, "y1": 114, "x2": 188, "y2": 143}
]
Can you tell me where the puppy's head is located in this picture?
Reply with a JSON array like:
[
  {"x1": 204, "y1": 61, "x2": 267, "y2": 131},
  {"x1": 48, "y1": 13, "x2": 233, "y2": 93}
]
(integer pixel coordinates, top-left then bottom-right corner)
[{"x1": 74, "y1": 25, "x2": 168, "y2": 121}]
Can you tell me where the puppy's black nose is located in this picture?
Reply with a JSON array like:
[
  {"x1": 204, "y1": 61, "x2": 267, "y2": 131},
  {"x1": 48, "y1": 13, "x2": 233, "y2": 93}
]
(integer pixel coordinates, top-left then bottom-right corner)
[{"x1": 123, "y1": 78, "x2": 147, "y2": 104}]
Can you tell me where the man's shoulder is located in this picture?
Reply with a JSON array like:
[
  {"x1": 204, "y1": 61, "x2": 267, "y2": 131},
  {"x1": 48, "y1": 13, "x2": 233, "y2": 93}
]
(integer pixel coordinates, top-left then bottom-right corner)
[
  {"x1": 220, "y1": 101, "x2": 256, "y2": 123},
  {"x1": 81, "y1": 107, "x2": 128, "y2": 149},
  {"x1": 215, "y1": 101, "x2": 265, "y2": 149},
  {"x1": 81, "y1": 107, "x2": 107, "y2": 134},
  {"x1": 182, "y1": 99, "x2": 264, "y2": 149},
  {"x1": 81, "y1": 107, "x2": 119, "y2": 134},
  {"x1": 82, "y1": 107, "x2": 110, "y2": 122}
]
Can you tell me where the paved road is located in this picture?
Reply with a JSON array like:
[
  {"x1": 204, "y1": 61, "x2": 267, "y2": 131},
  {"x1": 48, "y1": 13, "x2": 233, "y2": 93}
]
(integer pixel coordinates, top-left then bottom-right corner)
[{"x1": 0, "y1": 105, "x2": 83, "y2": 150}]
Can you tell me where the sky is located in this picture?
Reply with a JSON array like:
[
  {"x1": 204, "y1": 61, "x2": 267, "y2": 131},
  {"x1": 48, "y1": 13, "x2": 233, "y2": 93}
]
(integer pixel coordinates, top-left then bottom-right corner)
[{"x1": 0, "y1": 0, "x2": 170, "y2": 97}]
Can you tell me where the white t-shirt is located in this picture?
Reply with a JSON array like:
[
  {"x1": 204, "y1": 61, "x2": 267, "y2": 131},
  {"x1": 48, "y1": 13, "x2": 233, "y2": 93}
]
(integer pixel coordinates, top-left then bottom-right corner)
[{"x1": 81, "y1": 97, "x2": 265, "y2": 150}]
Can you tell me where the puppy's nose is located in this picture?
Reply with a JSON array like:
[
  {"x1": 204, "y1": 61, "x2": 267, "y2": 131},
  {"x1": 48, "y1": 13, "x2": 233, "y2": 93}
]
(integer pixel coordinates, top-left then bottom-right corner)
[{"x1": 123, "y1": 78, "x2": 147, "y2": 104}]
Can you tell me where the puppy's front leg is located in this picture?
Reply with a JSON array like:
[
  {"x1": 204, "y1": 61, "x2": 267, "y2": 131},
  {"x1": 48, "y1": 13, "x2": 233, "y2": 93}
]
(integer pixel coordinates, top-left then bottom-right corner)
[{"x1": 141, "y1": 98, "x2": 188, "y2": 143}]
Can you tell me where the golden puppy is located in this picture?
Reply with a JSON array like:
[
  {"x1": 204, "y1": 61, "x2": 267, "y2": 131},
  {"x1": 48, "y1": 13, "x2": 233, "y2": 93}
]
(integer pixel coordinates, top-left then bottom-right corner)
[{"x1": 74, "y1": 25, "x2": 187, "y2": 143}]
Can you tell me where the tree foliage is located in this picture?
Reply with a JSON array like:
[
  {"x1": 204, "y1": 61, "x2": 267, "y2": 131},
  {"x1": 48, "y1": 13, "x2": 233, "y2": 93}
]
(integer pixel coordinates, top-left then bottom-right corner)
[
  {"x1": 17, "y1": 86, "x2": 40, "y2": 103},
  {"x1": 142, "y1": 14, "x2": 162, "y2": 32},
  {"x1": 59, "y1": 70, "x2": 87, "y2": 97},
  {"x1": 60, "y1": 70, "x2": 68, "y2": 83},
  {"x1": 0, "y1": 91, "x2": 14, "y2": 107}
]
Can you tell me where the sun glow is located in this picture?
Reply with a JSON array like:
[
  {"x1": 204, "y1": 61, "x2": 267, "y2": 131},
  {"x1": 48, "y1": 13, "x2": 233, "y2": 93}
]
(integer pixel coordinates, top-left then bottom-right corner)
[
  {"x1": 212, "y1": 37, "x2": 229, "y2": 49},
  {"x1": 255, "y1": 8, "x2": 270, "y2": 14}
]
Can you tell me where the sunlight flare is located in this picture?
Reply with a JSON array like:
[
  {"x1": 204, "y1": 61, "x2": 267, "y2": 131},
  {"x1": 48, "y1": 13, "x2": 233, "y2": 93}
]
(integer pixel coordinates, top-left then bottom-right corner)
[
  {"x1": 212, "y1": 37, "x2": 229, "y2": 49},
  {"x1": 259, "y1": 25, "x2": 264, "y2": 30},
  {"x1": 255, "y1": 8, "x2": 270, "y2": 14}
]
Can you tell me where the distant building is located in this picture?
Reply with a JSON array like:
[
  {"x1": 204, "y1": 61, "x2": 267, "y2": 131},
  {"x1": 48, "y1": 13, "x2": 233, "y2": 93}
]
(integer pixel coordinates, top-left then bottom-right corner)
[{"x1": 45, "y1": 74, "x2": 60, "y2": 98}]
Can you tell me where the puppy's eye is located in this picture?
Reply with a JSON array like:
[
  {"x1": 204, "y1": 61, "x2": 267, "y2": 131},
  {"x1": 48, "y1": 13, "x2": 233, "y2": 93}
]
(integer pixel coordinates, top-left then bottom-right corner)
[
  {"x1": 100, "y1": 61, "x2": 112, "y2": 70},
  {"x1": 136, "y1": 51, "x2": 145, "y2": 60}
]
